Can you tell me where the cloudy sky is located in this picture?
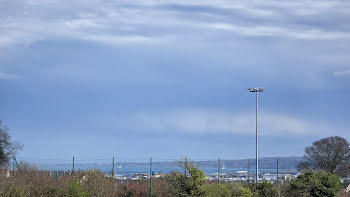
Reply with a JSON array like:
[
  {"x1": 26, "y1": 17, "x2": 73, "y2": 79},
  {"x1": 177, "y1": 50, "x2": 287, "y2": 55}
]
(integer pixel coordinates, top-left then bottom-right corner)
[{"x1": 1, "y1": 0, "x2": 349, "y2": 161}]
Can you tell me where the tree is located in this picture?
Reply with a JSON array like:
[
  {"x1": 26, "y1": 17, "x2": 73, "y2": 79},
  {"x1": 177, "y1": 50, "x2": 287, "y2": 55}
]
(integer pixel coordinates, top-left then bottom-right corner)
[
  {"x1": 228, "y1": 183, "x2": 253, "y2": 197},
  {"x1": 297, "y1": 136, "x2": 350, "y2": 177},
  {"x1": 0, "y1": 120, "x2": 22, "y2": 167},
  {"x1": 164, "y1": 159, "x2": 206, "y2": 196},
  {"x1": 204, "y1": 184, "x2": 231, "y2": 197},
  {"x1": 254, "y1": 182, "x2": 278, "y2": 197},
  {"x1": 285, "y1": 171, "x2": 343, "y2": 197}
]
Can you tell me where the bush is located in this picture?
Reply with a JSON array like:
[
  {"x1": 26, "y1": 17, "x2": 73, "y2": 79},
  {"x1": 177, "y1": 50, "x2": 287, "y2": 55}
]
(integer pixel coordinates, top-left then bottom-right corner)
[
  {"x1": 76, "y1": 170, "x2": 116, "y2": 196},
  {"x1": 204, "y1": 183, "x2": 231, "y2": 197},
  {"x1": 227, "y1": 182, "x2": 253, "y2": 197},
  {"x1": 119, "y1": 181, "x2": 147, "y2": 197},
  {"x1": 1, "y1": 187, "x2": 24, "y2": 197},
  {"x1": 163, "y1": 159, "x2": 206, "y2": 196},
  {"x1": 255, "y1": 182, "x2": 278, "y2": 197},
  {"x1": 285, "y1": 171, "x2": 343, "y2": 197},
  {"x1": 67, "y1": 181, "x2": 90, "y2": 197}
]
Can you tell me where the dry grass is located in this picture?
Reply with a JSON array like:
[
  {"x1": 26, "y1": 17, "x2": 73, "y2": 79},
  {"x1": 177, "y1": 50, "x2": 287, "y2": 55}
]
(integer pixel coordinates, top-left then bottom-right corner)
[
  {"x1": 0, "y1": 164, "x2": 346, "y2": 197},
  {"x1": 0, "y1": 163, "x2": 169, "y2": 197}
]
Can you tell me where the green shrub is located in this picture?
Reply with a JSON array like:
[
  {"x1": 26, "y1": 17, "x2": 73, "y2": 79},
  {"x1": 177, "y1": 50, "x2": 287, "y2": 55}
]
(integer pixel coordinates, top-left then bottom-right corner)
[
  {"x1": 227, "y1": 182, "x2": 253, "y2": 197},
  {"x1": 67, "y1": 181, "x2": 90, "y2": 197},
  {"x1": 164, "y1": 159, "x2": 206, "y2": 197},
  {"x1": 237, "y1": 187, "x2": 253, "y2": 197},
  {"x1": 255, "y1": 182, "x2": 278, "y2": 197},
  {"x1": 285, "y1": 171, "x2": 343, "y2": 197},
  {"x1": 204, "y1": 183, "x2": 231, "y2": 197},
  {"x1": 1, "y1": 187, "x2": 24, "y2": 197}
]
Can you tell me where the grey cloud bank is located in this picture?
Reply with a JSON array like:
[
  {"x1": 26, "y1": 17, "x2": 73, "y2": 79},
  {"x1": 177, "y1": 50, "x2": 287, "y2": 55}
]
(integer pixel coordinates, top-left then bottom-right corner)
[{"x1": 0, "y1": 0, "x2": 349, "y2": 159}]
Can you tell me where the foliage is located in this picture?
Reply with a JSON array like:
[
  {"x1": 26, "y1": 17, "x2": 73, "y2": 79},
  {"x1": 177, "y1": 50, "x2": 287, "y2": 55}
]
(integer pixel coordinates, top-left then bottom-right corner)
[
  {"x1": 75, "y1": 170, "x2": 117, "y2": 196},
  {"x1": 187, "y1": 166, "x2": 206, "y2": 196},
  {"x1": 119, "y1": 181, "x2": 147, "y2": 197},
  {"x1": 298, "y1": 136, "x2": 350, "y2": 177},
  {"x1": 0, "y1": 121, "x2": 22, "y2": 168},
  {"x1": 237, "y1": 187, "x2": 253, "y2": 197},
  {"x1": 0, "y1": 159, "x2": 345, "y2": 197},
  {"x1": 164, "y1": 159, "x2": 206, "y2": 196},
  {"x1": 227, "y1": 182, "x2": 253, "y2": 197},
  {"x1": 0, "y1": 187, "x2": 24, "y2": 197},
  {"x1": 204, "y1": 183, "x2": 231, "y2": 197},
  {"x1": 255, "y1": 182, "x2": 278, "y2": 197},
  {"x1": 285, "y1": 170, "x2": 343, "y2": 197},
  {"x1": 243, "y1": 181, "x2": 279, "y2": 197},
  {"x1": 67, "y1": 181, "x2": 90, "y2": 197}
]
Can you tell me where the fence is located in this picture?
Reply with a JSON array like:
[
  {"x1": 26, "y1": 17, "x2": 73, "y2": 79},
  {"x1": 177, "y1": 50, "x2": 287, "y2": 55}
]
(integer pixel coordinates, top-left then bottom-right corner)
[{"x1": 11, "y1": 156, "x2": 299, "y2": 183}]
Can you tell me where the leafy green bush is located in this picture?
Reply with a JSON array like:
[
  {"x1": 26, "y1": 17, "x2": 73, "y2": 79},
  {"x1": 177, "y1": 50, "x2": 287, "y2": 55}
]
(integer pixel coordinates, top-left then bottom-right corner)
[
  {"x1": 164, "y1": 159, "x2": 206, "y2": 197},
  {"x1": 227, "y1": 182, "x2": 253, "y2": 197},
  {"x1": 1, "y1": 187, "x2": 24, "y2": 197},
  {"x1": 67, "y1": 181, "x2": 90, "y2": 197},
  {"x1": 204, "y1": 183, "x2": 231, "y2": 197},
  {"x1": 285, "y1": 171, "x2": 342, "y2": 197},
  {"x1": 255, "y1": 182, "x2": 278, "y2": 197}
]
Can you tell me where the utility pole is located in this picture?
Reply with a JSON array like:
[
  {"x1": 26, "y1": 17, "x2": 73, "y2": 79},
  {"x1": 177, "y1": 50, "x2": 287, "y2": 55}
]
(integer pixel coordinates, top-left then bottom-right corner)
[
  {"x1": 112, "y1": 157, "x2": 115, "y2": 178},
  {"x1": 72, "y1": 157, "x2": 75, "y2": 176},
  {"x1": 56, "y1": 171, "x2": 59, "y2": 185},
  {"x1": 248, "y1": 88, "x2": 264, "y2": 185},
  {"x1": 12, "y1": 156, "x2": 15, "y2": 175},
  {"x1": 248, "y1": 159, "x2": 250, "y2": 183},
  {"x1": 184, "y1": 157, "x2": 187, "y2": 176},
  {"x1": 149, "y1": 157, "x2": 152, "y2": 197},
  {"x1": 277, "y1": 158, "x2": 280, "y2": 197},
  {"x1": 218, "y1": 158, "x2": 220, "y2": 184}
]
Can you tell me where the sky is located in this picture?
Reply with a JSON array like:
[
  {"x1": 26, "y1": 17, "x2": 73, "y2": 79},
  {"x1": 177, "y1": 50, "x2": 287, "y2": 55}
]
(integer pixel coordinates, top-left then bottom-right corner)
[{"x1": 0, "y1": 0, "x2": 350, "y2": 162}]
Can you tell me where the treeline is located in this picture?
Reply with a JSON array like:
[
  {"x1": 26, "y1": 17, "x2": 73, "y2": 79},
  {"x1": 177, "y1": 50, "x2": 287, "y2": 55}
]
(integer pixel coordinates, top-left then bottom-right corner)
[{"x1": 0, "y1": 161, "x2": 346, "y2": 197}]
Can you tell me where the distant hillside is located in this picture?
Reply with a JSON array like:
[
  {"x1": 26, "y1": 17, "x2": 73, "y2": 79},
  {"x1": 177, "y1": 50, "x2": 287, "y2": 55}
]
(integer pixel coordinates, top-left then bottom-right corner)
[
  {"x1": 122, "y1": 156, "x2": 304, "y2": 170},
  {"x1": 195, "y1": 157, "x2": 304, "y2": 170}
]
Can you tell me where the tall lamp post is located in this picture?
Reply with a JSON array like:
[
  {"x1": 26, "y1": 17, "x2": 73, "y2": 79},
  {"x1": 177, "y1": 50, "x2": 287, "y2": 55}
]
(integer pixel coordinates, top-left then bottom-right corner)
[{"x1": 248, "y1": 88, "x2": 264, "y2": 185}]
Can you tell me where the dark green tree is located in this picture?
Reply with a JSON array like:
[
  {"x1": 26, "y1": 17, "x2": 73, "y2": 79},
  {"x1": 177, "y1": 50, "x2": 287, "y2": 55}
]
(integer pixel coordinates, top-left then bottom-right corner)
[
  {"x1": 0, "y1": 120, "x2": 22, "y2": 167},
  {"x1": 204, "y1": 184, "x2": 231, "y2": 197},
  {"x1": 164, "y1": 159, "x2": 206, "y2": 196},
  {"x1": 297, "y1": 136, "x2": 350, "y2": 177},
  {"x1": 286, "y1": 171, "x2": 342, "y2": 197},
  {"x1": 227, "y1": 183, "x2": 253, "y2": 197},
  {"x1": 254, "y1": 182, "x2": 278, "y2": 197}
]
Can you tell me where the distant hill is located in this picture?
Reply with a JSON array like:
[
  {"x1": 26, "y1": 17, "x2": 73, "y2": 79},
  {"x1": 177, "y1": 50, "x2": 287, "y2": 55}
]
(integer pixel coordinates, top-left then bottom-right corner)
[
  {"x1": 120, "y1": 156, "x2": 304, "y2": 170},
  {"x1": 195, "y1": 157, "x2": 304, "y2": 170},
  {"x1": 41, "y1": 157, "x2": 304, "y2": 172}
]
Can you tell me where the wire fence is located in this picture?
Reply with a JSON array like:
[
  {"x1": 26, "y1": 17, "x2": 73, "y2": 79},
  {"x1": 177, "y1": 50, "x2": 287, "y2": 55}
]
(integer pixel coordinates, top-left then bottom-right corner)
[{"x1": 9, "y1": 156, "x2": 300, "y2": 183}]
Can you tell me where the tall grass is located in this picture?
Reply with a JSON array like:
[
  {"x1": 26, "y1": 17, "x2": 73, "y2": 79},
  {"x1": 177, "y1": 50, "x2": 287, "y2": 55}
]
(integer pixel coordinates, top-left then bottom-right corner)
[{"x1": 0, "y1": 163, "x2": 170, "y2": 197}]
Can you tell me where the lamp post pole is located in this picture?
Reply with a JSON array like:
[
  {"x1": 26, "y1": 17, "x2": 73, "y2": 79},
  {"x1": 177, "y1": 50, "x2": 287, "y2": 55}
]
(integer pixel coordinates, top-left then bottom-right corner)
[{"x1": 248, "y1": 88, "x2": 264, "y2": 185}]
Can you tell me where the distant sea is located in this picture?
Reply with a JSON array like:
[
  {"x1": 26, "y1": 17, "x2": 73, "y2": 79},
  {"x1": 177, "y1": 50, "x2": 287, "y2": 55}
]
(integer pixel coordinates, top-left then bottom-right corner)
[{"x1": 38, "y1": 164, "x2": 291, "y2": 175}]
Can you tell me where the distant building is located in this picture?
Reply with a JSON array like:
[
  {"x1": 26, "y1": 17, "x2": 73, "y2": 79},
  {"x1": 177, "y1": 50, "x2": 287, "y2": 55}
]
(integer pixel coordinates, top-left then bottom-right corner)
[
  {"x1": 262, "y1": 173, "x2": 297, "y2": 182},
  {"x1": 346, "y1": 184, "x2": 350, "y2": 193}
]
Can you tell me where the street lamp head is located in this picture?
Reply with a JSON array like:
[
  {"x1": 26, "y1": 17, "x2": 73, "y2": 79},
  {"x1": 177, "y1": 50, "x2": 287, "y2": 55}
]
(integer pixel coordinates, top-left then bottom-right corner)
[
  {"x1": 248, "y1": 88, "x2": 264, "y2": 92},
  {"x1": 248, "y1": 88, "x2": 256, "y2": 92}
]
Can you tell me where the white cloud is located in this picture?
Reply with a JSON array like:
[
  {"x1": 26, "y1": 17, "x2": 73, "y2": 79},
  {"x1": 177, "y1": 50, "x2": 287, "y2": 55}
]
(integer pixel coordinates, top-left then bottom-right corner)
[
  {"x1": 135, "y1": 109, "x2": 331, "y2": 137},
  {"x1": 1, "y1": 0, "x2": 350, "y2": 48},
  {"x1": 334, "y1": 69, "x2": 350, "y2": 77},
  {"x1": 205, "y1": 23, "x2": 350, "y2": 40}
]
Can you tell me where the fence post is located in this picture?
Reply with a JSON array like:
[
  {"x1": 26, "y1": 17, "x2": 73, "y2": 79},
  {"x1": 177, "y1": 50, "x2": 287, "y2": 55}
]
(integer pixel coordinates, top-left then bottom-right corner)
[
  {"x1": 248, "y1": 159, "x2": 250, "y2": 183},
  {"x1": 12, "y1": 156, "x2": 15, "y2": 176},
  {"x1": 150, "y1": 157, "x2": 152, "y2": 197},
  {"x1": 184, "y1": 157, "x2": 187, "y2": 176},
  {"x1": 56, "y1": 171, "x2": 59, "y2": 185},
  {"x1": 112, "y1": 157, "x2": 115, "y2": 178},
  {"x1": 218, "y1": 158, "x2": 220, "y2": 184},
  {"x1": 72, "y1": 157, "x2": 75, "y2": 176},
  {"x1": 277, "y1": 158, "x2": 280, "y2": 197}
]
